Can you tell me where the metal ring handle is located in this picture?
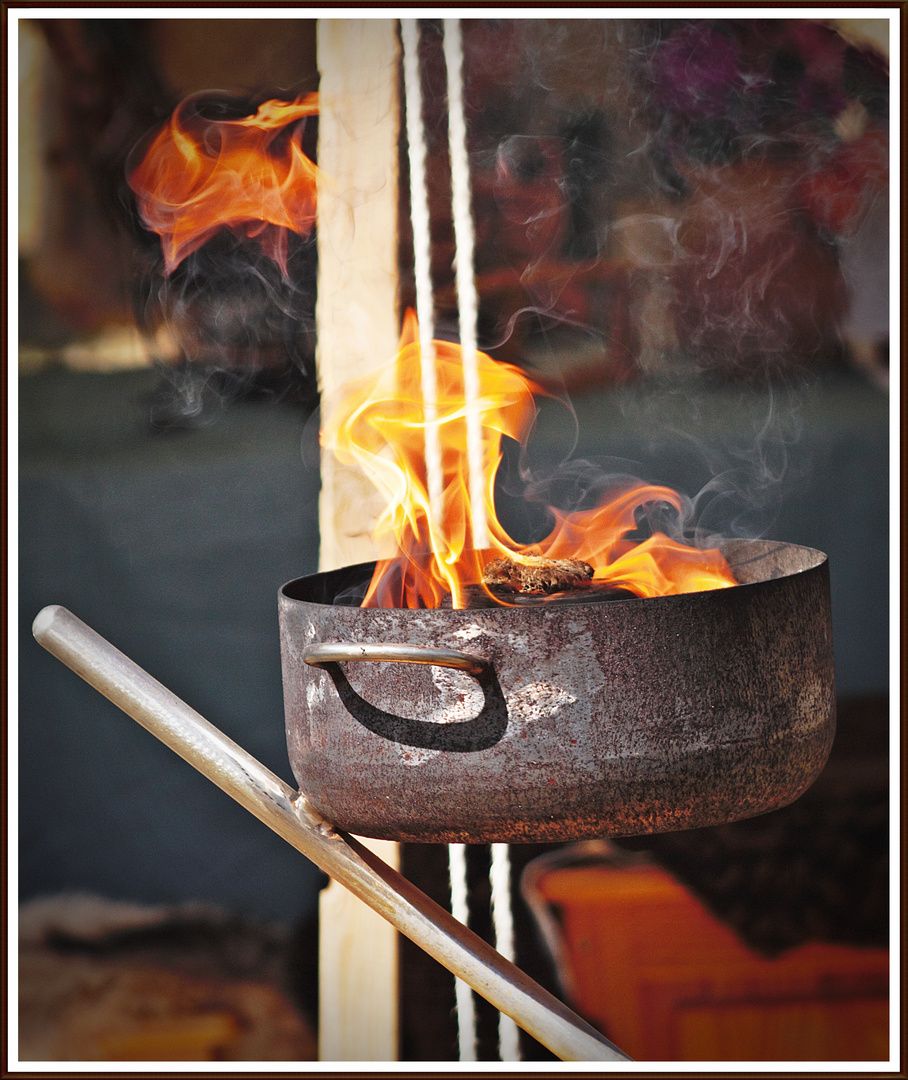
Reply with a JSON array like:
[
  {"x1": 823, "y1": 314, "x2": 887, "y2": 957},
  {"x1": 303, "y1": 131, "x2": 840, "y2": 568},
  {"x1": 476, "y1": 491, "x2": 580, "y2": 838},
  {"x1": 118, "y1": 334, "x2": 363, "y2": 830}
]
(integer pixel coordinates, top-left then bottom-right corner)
[{"x1": 302, "y1": 642, "x2": 488, "y2": 677}]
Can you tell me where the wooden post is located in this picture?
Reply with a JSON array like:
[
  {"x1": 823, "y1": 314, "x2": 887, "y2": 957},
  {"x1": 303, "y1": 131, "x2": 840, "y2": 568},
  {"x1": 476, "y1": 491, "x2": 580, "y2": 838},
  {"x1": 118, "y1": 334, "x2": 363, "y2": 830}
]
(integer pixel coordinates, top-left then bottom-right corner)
[
  {"x1": 316, "y1": 17, "x2": 402, "y2": 575},
  {"x1": 314, "y1": 18, "x2": 402, "y2": 1062}
]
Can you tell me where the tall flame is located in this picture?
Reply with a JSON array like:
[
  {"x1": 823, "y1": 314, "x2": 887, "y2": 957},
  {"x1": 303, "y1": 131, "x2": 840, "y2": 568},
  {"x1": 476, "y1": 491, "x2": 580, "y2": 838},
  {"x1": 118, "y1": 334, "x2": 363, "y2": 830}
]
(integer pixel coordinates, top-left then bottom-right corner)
[
  {"x1": 128, "y1": 93, "x2": 319, "y2": 275},
  {"x1": 323, "y1": 309, "x2": 737, "y2": 608}
]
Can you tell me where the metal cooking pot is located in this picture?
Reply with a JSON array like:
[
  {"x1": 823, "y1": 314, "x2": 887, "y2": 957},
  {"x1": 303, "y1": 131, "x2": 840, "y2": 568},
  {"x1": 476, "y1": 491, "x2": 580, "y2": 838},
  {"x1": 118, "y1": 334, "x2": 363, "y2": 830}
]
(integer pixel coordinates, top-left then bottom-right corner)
[{"x1": 278, "y1": 539, "x2": 835, "y2": 843}]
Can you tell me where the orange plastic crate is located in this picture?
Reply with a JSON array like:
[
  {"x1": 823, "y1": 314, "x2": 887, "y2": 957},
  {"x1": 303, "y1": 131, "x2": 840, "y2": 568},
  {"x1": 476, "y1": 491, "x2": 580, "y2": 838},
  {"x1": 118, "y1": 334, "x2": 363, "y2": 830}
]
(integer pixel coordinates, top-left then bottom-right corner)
[{"x1": 535, "y1": 860, "x2": 889, "y2": 1061}]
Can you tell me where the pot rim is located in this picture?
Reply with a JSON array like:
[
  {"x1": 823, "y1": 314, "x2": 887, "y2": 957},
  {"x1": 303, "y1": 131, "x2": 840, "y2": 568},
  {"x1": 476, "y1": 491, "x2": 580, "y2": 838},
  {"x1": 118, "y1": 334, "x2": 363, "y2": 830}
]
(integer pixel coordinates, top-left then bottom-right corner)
[{"x1": 279, "y1": 538, "x2": 828, "y2": 611}]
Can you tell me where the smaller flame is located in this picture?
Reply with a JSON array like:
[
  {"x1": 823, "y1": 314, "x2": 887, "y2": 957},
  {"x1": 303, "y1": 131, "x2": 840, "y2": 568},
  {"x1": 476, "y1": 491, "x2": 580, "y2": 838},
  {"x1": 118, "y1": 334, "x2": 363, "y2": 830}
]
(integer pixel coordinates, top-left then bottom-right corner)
[
  {"x1": 323, "y1": 309, "x2": 737, "y2": 608},
  {"x1": 128, "y1": 93, "x2": 319, "y2": 275}
]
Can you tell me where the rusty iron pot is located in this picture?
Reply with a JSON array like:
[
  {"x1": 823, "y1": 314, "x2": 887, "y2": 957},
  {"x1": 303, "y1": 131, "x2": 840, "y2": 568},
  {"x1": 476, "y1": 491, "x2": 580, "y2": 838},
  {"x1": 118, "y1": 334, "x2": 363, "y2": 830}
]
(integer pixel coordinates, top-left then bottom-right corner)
[{"x1": 278, "y1": 539, "x2": 835, "y2": 843}]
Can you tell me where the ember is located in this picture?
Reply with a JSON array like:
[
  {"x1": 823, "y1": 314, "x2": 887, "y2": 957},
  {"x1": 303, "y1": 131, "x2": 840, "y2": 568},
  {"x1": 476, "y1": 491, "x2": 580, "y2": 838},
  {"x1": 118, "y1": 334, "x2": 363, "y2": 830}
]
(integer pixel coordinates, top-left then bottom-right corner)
[
  {"x1": 482, "y1": 554, "x2": 594, "y2": 594},
  {"x1": 322, "y1": 308, "x2": 737, "y2": 610}
]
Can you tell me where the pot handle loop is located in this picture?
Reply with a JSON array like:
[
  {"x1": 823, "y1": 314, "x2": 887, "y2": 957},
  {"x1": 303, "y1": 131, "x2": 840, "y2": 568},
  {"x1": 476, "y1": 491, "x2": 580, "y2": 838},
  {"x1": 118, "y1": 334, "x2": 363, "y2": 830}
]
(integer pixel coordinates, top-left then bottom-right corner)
[{"x1": 302, "y1": 642, "x2": 488, "y2": 677}]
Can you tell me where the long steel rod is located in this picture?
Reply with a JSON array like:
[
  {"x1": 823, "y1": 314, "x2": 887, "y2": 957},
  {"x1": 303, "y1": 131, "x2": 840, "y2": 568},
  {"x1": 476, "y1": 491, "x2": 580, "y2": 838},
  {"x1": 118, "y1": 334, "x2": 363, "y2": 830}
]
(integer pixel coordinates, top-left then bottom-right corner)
[{"x1": 32, "y1": 605, "x2": 630, "y2": 1063}]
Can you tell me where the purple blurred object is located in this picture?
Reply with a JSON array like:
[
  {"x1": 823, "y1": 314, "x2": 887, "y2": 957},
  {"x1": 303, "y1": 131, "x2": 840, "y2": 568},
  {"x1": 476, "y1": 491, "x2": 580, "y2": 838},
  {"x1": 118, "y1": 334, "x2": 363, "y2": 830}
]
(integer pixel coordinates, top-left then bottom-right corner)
[{"x1": 652, "y1": 24, "x2": 745, "y2": 120}]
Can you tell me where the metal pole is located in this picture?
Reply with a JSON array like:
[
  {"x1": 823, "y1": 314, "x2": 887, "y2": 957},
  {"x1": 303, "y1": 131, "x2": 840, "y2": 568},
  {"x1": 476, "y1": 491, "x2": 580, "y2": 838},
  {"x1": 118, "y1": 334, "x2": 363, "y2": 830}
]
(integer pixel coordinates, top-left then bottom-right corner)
[{"x1": 32, "y1": 605, "x2": 631, "y2": 1063}]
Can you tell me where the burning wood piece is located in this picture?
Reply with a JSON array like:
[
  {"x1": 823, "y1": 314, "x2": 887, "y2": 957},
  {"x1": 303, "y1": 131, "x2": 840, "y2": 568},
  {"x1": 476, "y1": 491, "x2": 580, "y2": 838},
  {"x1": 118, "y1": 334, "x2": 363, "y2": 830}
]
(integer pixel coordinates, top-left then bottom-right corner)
[{"x1": 483, "y1": 555, "x2": 594, "y2": 595}]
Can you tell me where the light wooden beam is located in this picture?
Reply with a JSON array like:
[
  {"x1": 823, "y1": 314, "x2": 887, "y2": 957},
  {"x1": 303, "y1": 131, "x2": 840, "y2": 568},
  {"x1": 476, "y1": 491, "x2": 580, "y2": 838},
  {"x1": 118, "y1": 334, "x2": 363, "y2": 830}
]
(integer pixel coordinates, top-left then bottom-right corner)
[
  {"x1": 316, "y1": 17, "x2": 402, "y2": 574},
  {"x1": 314, "y1": 17, "x2": 402, "y2": 1063}
]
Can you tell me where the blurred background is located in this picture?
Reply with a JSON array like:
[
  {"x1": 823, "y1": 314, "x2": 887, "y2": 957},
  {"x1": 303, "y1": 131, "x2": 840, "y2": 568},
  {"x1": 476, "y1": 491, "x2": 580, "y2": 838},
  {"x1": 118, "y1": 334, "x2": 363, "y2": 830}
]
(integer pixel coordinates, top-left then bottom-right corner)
[{"x1": 16, "y1": 15, "x2": 891, "y2": 1063}]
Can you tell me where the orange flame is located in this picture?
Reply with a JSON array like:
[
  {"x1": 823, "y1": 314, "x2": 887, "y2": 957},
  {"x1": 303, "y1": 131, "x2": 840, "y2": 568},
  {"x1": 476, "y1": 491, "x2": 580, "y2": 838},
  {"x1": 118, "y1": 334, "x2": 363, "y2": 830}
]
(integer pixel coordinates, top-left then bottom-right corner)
[
  {"x1": 128, "y1": 93, "x2": 319, "y2": 275},
  {"x1": 323, "y1": 309, "x2": 737, "y2": 608}
]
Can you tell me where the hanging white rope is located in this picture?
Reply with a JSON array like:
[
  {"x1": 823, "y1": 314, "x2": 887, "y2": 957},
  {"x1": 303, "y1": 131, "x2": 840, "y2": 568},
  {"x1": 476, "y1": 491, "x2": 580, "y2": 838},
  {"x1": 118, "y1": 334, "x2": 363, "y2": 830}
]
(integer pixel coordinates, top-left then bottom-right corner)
[
  {"x1": 403, "y1": 18, "x2": 478, "y2": 1062},
  {"x1": 490, "y1": 843, "x2": 522, "y2": 1061},
  {"x1": 447, "y1": 842, "x2": 478, "y2": 1062},
  {"x1": 444, "y1": 19, "x2": 520, "y2": 1063},
  {"x1": 442, "y1": 17, "x2": 488, "y2": 552},
  {"x1": 401, "y1": 18, "x2": 445, "y2": 531},
  {"x1": 444, "y1": 17, "x2": 520, "y2": 1063},
  {"x1": 404, "y1": 19, "x2": 520, "y2": 1062}
]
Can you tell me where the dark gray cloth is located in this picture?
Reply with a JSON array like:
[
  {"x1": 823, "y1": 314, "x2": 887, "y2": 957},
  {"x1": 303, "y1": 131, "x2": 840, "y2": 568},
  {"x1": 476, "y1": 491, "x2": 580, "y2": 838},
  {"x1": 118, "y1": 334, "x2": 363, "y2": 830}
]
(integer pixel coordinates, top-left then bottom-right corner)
[{"x1": 19, "y1": 368, "x2": 324, "y2": 920}]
